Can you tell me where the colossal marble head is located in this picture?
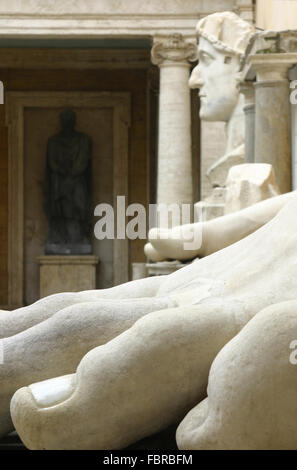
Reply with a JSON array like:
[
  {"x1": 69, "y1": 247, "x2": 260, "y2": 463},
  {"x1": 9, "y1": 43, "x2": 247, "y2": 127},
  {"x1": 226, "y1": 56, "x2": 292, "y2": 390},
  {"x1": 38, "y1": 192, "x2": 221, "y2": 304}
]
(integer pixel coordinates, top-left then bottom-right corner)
[{"x1": 189, "y1": 12, "x2": 254, "y2": 121}]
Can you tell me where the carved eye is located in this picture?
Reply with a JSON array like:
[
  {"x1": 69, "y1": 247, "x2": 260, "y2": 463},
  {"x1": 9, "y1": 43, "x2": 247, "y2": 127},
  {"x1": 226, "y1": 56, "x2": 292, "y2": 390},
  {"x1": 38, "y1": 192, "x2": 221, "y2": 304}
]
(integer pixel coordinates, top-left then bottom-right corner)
[{"x1": 224, "y1": 56, "x2": 232, "y2": 64}]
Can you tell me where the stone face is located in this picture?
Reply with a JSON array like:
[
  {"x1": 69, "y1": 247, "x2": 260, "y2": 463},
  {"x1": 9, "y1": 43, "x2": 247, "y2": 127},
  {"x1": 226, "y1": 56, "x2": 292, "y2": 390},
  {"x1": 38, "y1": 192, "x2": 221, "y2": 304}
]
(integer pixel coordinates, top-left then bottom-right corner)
[
  {"x1": 176, "y1": 300, "x2": 297, "y2": 450},
  {"x1": 7, "y1": 191, "x2": 297, "y2": 448},
  {"x1": 224, "y1": 163, "x2": 280, "y2": 214},
  {"x1": 186, "y1": 13, "x2": 254, "y2": 219}
]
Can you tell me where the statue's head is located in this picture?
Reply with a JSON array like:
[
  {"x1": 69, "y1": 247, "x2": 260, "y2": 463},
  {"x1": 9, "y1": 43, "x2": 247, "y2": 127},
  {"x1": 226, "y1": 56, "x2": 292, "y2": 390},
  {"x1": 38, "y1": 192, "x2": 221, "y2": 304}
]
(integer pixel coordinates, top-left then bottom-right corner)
[
  {"x1": 189, "y1": 12, "x2": 254, "y2": 122},
  {"x1": 60, "y1": 109, "x2": 76, "y2": 131}
]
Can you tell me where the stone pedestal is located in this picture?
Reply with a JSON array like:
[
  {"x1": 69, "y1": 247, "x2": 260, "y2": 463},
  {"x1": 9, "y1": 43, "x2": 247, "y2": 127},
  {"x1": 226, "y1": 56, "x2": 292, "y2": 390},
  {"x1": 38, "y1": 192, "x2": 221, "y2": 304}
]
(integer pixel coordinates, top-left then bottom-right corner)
[
  {"x1": 146, "y1": 260, "x2": 188, "y2": 276},
  {"x1": 151, "y1": 34, "x2": 197, "y2": 226},
  {"x1": 38, "y1": 255, "x2": 99, "y2": 299}
]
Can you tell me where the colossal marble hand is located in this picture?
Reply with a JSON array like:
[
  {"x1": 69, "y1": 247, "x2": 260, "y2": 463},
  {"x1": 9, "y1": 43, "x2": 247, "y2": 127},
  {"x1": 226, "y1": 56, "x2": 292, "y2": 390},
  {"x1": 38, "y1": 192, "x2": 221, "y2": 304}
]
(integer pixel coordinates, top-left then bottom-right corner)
[
  {"x1": 176, "y1": 300, "x2": 297, "y2": 450},
  {"x1": 145, "y1": 190, "x2": 294, "y2": 261},
  {"x1": 0, "y1": 190, "x2": 290, "y2": 441},
  {"x1": 8, "y1": 190, "x2": 297, "y2": 449}
]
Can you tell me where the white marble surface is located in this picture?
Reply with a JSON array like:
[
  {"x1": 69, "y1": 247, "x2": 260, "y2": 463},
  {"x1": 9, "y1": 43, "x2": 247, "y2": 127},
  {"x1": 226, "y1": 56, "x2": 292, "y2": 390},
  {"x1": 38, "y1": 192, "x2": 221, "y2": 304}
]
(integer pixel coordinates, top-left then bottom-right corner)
[
  {"x1": 189, "y1": 12, "x2": 254, "y2": 189},
  {"x1": 177, "y1": 299, "x2": 297, "y2": 449},
  {"x1": 224, "y1": 163, "x2": 280, "y2": 213}
]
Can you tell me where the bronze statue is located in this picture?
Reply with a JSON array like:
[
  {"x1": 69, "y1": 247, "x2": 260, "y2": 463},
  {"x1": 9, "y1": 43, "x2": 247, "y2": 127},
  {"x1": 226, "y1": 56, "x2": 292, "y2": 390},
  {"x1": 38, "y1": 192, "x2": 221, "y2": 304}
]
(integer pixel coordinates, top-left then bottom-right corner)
[{"x1": 44, "y1": 109, "x2": 92, "y2": 254}]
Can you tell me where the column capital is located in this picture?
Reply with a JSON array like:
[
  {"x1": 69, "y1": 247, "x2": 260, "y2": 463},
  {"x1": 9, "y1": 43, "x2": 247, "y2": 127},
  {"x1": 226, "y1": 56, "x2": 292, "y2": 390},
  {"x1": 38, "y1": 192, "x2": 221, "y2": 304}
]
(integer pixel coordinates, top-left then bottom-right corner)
[
  {"x1": 244, "y1": 53, "x2": 297, "y2": 83},
  {"x1": 151, "y1": 33, "x2": 197, "y2": 67}
]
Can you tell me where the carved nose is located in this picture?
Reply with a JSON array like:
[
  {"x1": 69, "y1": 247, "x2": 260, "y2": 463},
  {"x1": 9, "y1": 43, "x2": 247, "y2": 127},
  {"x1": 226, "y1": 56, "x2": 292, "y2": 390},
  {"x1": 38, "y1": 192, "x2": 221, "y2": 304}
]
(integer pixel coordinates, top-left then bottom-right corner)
[{"x1": 189, "y1": 65, "x2": 203, "y2": 89}]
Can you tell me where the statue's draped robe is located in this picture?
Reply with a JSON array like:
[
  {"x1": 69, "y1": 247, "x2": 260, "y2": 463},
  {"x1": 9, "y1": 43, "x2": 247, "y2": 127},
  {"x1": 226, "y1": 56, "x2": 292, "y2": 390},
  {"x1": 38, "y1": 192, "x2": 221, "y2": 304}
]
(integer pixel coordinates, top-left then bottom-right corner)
[{"x1": 44, "y1": 131, "x2": 92, "y2": 246}]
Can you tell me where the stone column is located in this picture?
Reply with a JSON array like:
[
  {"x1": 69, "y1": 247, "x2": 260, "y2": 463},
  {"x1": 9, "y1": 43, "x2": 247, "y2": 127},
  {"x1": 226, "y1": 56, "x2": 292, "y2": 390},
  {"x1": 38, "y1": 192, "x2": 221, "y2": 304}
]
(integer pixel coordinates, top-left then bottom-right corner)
[
  {"x1": 254, "y1": 62, "x2": 292, "y2": 193},
  {"x1": 239, "y1": 81, "x2": 255, "y2": 163},
  {"x1": 151, "y1": 34, "x2": 197, "y2": 225}
]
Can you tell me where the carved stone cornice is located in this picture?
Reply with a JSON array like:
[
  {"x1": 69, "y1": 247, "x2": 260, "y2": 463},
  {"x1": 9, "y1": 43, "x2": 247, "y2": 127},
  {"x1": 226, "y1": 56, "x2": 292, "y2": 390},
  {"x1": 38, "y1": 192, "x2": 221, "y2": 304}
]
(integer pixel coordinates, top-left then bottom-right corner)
[{"x1": 151, "y1": 34, "x2": 197, "y2": 66}]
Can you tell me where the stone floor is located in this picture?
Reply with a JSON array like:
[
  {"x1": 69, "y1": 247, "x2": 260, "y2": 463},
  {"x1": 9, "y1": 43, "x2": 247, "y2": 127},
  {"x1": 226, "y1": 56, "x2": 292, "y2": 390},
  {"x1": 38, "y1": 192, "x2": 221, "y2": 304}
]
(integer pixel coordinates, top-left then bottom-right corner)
[{"x1": 0, "y1": 425, "x2": 178, "y2": 450}]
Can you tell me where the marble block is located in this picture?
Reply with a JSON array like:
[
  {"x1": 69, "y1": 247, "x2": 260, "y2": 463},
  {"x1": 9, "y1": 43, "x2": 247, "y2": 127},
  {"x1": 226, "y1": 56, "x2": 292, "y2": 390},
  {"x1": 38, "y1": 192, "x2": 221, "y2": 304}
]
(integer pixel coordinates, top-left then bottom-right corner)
[
  {"x1": 38, "y1": 256, "x2": 99, "y2": 298},
  {"x1": 224, "y1": 163, "x2": 280, "y2": 214}
]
